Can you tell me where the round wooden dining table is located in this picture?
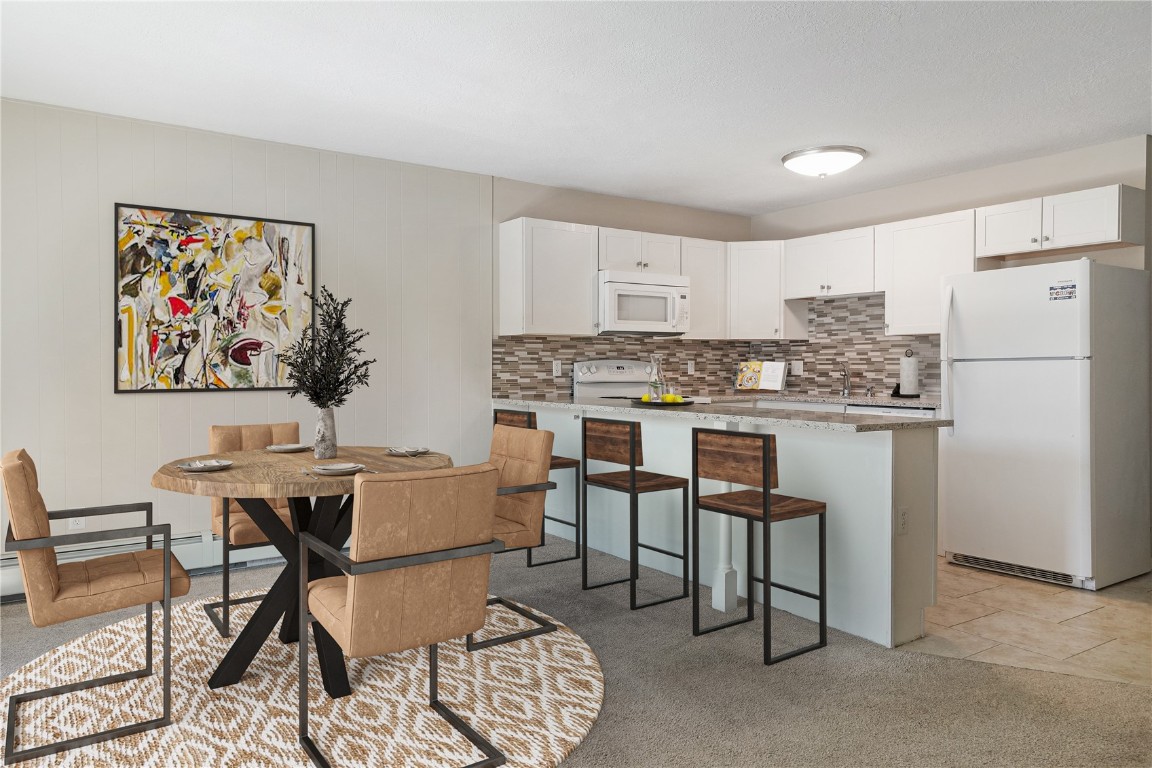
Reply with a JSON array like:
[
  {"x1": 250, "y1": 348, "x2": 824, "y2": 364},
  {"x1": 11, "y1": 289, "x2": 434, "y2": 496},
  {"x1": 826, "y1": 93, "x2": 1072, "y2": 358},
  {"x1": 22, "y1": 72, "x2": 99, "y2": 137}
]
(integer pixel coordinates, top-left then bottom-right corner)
[{"x1": 153, "y1": 446, "x2": 452, "y2": 698}]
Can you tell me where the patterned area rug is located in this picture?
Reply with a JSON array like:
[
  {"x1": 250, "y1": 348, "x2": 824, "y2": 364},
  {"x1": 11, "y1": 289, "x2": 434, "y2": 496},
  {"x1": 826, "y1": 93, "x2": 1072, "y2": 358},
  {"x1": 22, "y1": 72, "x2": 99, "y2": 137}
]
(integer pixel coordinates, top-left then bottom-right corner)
[{"x1": 0, "y1": 592, "x2": 604, "y2": 766}]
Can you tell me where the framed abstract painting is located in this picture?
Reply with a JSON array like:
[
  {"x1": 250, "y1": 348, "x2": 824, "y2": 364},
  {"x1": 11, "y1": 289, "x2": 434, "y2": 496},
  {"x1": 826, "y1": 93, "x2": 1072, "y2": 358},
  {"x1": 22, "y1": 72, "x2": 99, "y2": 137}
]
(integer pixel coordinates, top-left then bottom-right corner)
[{"x1": 114, "y1": 204, "x2": 315, "y2": 392}]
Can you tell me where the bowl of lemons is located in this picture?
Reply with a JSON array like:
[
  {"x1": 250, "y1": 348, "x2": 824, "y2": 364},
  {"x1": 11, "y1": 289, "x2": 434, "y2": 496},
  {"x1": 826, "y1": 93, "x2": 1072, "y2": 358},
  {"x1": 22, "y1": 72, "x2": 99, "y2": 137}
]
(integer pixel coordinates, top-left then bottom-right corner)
[{"x1": 633, "y1": 393, "x2": 693, "y2": 406}]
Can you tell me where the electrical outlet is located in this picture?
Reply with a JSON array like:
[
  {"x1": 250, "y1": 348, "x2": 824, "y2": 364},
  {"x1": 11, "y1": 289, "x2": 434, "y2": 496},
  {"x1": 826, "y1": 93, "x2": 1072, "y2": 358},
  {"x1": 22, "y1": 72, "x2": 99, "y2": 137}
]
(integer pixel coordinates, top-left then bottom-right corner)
[
  {"x1": 686, "y1": 360, "x2": 696, "y2": 374},
  {"x1": 68, "y1": 517, "x2": 85, "y2": 530},
  {"x1": 896, "y1": 506, "x2": 909, "y2": 536},
  {"x1": 791, "y1": 360, "x2": 804, "y2": 376},
  {"x1": 552, "y1": 360, "x2": 562, "y2": 377}
]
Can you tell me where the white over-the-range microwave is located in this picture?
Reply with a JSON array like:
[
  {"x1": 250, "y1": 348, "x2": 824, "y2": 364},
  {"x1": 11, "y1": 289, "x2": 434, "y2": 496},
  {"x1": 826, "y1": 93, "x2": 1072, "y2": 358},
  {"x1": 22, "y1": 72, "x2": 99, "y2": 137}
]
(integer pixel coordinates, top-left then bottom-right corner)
[{"x1": 597, "y1": 271, "x2": 690, "y2": 336}]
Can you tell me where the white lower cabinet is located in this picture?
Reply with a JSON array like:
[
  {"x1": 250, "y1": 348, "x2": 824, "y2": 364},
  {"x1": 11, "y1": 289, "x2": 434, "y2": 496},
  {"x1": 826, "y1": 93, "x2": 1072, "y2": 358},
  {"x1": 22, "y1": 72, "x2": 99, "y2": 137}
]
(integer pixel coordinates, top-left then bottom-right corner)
[
  {"x1": 679, "y1": 238, "x2": 727, "y2": 339},
  {"x1": 875, "y1": 209, "x2": 974, "y2": 336},
  {"x1": 727, "y1": 241, "x2": 808, "y2": 340},
  {"x1": 498, "y1": 217, "x2": 598, "y2": 336}
]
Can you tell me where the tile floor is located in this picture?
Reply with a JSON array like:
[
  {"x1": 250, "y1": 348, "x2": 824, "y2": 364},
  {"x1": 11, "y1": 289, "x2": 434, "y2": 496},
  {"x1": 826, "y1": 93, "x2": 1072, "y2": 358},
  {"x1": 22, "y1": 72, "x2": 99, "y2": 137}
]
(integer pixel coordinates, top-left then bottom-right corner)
[{"x1": 902, "y1": 557, "x2": 1152, "y2": 686}]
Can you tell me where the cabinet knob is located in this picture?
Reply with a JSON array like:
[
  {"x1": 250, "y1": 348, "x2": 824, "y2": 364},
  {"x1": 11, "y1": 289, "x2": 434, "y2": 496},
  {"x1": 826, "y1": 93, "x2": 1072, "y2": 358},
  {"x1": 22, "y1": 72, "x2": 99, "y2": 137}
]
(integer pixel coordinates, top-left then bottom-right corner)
[
  {"x1": 636, "y1": 260, "x2": 643, "y2": 267},
  {"x1": 642, "y1": 262, "x2": 649, "y2": 268},
  {"x1": 820, "y1": 284, "x2": 826, "y2": 291},
  {"x1": 826, "y1": 284, "x2": 832, "y2": 293},
  {"x1": 774, "y1": 328, "x2": 779, "y2": 336},
  {"x1": 1030, "y1": 237, "x2": 1038, "y2": 243},
  {"x1": 1042, "y1": 235, "x2": 1050, "y2": 242}
]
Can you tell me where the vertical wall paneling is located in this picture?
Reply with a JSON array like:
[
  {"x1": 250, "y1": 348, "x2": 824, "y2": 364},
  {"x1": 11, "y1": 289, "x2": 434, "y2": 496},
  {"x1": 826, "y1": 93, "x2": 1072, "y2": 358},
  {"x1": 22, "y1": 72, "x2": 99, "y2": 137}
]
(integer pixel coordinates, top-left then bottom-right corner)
[
  {"x1": 383, "y1": 160, "x2": 404, "y2": 447},
  {"x1": 97, "y1": 117, "x2": 144, "y2": 528},
  {"x1": 1, "y1": 101, "x2": 496, "y2": 589},
  {"x1": 60, "y1": 111, "x2": 102, "y2": 512},
  {"x1": 399, "y1": 164, "x2": 431, "y2": 447},
  {"x1": 0, "y1": 101, "x2": 41, "y2": 540},
  {"x1": 35, "y1": 107, "x2": 67, "y2": 513}
]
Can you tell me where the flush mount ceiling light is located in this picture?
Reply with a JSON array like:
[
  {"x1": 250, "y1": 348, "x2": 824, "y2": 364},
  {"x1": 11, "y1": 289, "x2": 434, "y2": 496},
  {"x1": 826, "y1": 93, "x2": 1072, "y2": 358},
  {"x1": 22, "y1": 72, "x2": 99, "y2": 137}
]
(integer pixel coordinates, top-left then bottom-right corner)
[{"x1": 781, "y1": 145, "x2": 868, "y2": 178}]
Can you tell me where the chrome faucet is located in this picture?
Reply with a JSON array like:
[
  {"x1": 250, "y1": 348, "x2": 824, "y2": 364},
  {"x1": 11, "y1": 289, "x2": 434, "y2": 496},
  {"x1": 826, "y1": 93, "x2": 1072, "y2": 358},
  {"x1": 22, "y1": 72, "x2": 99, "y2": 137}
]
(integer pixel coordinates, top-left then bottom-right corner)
[{"x1": 840, "y1": 364, "x2": 851, "y2": 397}]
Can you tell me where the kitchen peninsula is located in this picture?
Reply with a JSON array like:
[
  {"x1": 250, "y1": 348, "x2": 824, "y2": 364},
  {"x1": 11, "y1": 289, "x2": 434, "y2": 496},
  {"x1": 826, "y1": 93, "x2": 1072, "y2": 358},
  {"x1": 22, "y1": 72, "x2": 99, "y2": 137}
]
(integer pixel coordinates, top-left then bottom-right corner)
[{"x1": 495, "y1": 396, "x2": 953, "y2": 648}]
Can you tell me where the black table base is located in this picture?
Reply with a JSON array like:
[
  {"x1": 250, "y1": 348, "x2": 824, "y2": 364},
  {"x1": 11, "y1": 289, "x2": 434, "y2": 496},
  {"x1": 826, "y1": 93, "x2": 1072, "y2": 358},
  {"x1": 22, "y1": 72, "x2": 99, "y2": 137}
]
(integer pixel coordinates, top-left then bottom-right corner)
[{"x1": 207, "y1": 494, "x2": 353, "y2": 698}]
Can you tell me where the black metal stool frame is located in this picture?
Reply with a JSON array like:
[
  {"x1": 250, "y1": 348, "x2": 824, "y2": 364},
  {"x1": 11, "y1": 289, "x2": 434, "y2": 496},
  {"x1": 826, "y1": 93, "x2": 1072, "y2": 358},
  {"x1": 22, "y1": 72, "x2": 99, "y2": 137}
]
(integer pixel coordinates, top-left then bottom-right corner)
[
  {"x1": 580, "y1": 417, "x2": 690, "y2": 610},
  {"x1": 690, "y1": 427, "x2": 827, "y2": 665}
]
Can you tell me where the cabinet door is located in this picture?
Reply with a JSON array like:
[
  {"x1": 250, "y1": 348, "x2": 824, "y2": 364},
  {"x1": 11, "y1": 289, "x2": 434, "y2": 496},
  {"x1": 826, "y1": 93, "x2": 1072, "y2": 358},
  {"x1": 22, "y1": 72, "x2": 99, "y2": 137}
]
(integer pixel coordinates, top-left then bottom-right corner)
[
  {"x1": 1042, "y1": 185, "x2": 1120, "y2": 250},
  {"x1": 728, "y1": 241, "x2": 784, "y2": 339},
  {"x1": 641, "y1": 232, "x2": 682, "y2": 274},
  {"x1": 821, "y1": 226, "x2": 875, "y2": 296},
  {"x1": 598, "y1": 227, "x2": 643, "y2": 271},
  {"x1": 876, "y1": 210, "x2": 974, "y2": 336},
  {"x1": 680, "y1": 238, "x2": 726, "y2": 339},
  {"x1": 783, "y1": 227, "x2": 874, "y2": 298},
  {"x1": 781, "y1": 235, "x2": 829, "y2": 300},
  {"x1": 975, "y1": 197, "x2": 1042, "y2": 257},
  {"x1": 526, "y1": 220, "x2": 598, "y2": 335}
]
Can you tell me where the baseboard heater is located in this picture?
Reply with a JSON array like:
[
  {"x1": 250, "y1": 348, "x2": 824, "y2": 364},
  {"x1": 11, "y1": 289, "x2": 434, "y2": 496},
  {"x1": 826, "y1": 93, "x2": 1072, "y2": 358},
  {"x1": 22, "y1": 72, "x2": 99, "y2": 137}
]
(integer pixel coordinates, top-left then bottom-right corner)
[
  {"x1": 946, "y1": 552, "x2": 1089, "y2": 589},
  {"x1": 0, "y1": 532, "x2": 282, "y2": 603}
]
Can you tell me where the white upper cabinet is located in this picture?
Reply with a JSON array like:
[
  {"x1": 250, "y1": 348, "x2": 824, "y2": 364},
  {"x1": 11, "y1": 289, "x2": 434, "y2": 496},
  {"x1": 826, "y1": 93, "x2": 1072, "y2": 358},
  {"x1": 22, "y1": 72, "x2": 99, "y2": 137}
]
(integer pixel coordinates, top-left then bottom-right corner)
[
  {"x1": 641, "y1": 232, "x2": 682, "y2": 274},
  {"x1": 598, "y1": 227, "x2": 643, "y2": 271},
  {"x1": 976, "y1": 184, "x2": 1145, "y2": 258},
  {"x1": 598, "y1": 228, "x2": 681, "y2": 273},
  {"x1": 782, "y1": 226, "x2": 875, "y2": 299},
  {"x1": 728, "y1": 241, "x2": 808, "y2": 340},
  {"x1": 499, "y1": 218, "x2": 598, "y2": 336},
  {"x1": 679, "y1": 238, "x2": 727, "y2": 339},
  {"x1": 875, "y1": 209, "x2": 974, "y2": 336}
]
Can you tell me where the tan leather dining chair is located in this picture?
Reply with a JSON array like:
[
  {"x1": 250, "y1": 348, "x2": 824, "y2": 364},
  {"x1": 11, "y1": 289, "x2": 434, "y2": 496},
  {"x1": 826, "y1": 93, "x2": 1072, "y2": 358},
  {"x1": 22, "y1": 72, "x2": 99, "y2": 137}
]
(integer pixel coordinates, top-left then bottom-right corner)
[
  {"x1": 205, "y1": 422, "x2": 299, "y2": 637},
  {"x1": 1, "y1": 449, "x2": 190, "y2": 764},
  {"x1": 298, "y1": 463, "x2": 506, "y2": 768},
  {"x1": 462, "y1": 424, "x2": 558, "y2": 652}
]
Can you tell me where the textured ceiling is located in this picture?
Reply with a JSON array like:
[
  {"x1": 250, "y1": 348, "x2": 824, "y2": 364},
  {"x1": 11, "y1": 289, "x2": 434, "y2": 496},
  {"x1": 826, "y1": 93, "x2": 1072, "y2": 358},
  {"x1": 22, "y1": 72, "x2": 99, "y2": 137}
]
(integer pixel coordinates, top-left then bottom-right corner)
[{"x1": 2, "y1": 2, "x2": 1149, "y2": 216}]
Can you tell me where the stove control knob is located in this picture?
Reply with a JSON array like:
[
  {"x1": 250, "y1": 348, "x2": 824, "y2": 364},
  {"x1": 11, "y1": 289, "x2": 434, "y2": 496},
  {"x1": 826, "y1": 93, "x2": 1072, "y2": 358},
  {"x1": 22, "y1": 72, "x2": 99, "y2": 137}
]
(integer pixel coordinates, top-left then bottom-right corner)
[
  {"x1": 589, "y1": 365, "x2": 598, "y2": 374},
  {"x1": 644, "y1": 365, "x2": 653, "y2": 375}
]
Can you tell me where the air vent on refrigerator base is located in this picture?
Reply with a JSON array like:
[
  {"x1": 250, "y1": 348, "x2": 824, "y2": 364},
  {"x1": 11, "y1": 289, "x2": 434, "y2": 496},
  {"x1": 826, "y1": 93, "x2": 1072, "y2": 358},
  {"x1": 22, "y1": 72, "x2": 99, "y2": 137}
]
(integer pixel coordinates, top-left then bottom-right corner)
[{"x1": 947, "y1": 552, "x2": 1091, "y2": 589}]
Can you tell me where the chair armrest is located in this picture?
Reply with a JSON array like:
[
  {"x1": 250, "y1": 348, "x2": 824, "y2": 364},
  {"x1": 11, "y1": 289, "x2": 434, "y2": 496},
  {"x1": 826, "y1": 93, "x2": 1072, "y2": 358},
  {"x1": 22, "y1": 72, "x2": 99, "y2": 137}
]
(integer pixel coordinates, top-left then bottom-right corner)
[
  {"x1": 300, "y1": 532, "x2": 505, "y2": 576},
  {"x1": 497, "y1": 481, "x2": 557, "y2": 496},
  {"x1": 5, "y1": 522, "x2": 171, "y2": 552},
  {"x1": 47, "y1": 502, "x2": 153, "y2": 521}
]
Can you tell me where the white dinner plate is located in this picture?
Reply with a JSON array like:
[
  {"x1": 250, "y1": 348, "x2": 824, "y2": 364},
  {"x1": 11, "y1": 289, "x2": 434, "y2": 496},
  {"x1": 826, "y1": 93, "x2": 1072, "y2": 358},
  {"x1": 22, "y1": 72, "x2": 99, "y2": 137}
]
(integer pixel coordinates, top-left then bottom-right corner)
[
  {"x1": 311, "y1": 463, "x2": 365, "y2": 476},
  {"x1": 177, "y1": 459, "x2": 233, "y2": 473},
  {"x1": 387, "y1": 447, "x2": 430, "y2": 457},
  {"x1": 267, "y1": 443, "x2": 311, "y2": 453}
]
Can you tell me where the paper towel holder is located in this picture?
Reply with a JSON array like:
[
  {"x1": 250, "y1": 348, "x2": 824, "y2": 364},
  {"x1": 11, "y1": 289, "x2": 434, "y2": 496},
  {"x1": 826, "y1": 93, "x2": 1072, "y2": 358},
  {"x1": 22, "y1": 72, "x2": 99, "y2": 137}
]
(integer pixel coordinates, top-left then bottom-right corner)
[{"x1": 892, "y1": 349, "x2": 922, "y2": 399}]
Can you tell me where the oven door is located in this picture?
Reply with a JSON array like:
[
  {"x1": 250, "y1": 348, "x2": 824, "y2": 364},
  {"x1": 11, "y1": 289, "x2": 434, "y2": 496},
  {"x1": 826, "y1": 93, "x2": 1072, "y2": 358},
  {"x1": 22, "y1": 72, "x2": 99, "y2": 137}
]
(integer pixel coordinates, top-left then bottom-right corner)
[{"x1": 599, "y1": 282, "x2": 687, "y2": 335}]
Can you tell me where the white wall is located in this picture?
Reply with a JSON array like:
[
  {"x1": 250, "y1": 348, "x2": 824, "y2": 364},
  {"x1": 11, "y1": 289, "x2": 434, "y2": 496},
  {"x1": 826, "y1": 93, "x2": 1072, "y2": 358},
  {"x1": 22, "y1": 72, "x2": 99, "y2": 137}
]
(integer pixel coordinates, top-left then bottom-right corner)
[{"x1": 0, "y1": 100, "x2": 494, "y2": 582}]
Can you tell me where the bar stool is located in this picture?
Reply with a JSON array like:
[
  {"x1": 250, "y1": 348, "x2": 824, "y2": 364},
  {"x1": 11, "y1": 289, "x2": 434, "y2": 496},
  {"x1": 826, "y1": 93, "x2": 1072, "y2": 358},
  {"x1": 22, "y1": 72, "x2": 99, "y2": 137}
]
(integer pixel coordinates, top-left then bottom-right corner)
[
  {"x1": 691, "y1": 427, "x2": 827, "y2": 665},
  {"x1": 581, "y1": 417, "x2": 689, "y2": 610},
  {"x1": 493, "y1": 409, "x2": 581, "y2": 566}
]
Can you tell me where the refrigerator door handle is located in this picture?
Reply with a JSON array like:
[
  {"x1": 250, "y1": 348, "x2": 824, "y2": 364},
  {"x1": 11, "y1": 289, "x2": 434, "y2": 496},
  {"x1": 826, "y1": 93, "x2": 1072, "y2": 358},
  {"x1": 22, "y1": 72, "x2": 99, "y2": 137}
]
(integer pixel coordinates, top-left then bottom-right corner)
[{"x1": 942, "y1": 285, "x2": 955, "y2": 435}]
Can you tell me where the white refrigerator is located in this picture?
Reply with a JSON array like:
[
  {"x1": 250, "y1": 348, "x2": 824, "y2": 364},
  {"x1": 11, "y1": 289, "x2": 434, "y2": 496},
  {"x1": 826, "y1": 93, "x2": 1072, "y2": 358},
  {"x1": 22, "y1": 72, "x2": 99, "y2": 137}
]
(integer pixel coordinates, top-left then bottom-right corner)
[{"x1": 940, "y1": 259, "x2": 1151, "y2": 590}]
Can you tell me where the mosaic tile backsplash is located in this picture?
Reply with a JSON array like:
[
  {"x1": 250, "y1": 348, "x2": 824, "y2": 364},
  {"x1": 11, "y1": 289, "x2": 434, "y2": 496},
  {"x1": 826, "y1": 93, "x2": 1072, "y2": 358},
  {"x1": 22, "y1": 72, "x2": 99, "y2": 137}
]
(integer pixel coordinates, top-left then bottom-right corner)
[{"x1": 493, "y1": 293, "x2": 941, "y2": 398}]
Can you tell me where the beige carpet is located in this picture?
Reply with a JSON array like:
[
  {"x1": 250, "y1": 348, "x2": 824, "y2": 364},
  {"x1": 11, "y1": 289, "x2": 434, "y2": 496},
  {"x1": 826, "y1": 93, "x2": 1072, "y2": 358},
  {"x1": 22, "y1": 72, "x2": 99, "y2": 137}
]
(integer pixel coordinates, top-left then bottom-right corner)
[{"x1": 0, "y1": 592, "x2": 603, "y2": 766}]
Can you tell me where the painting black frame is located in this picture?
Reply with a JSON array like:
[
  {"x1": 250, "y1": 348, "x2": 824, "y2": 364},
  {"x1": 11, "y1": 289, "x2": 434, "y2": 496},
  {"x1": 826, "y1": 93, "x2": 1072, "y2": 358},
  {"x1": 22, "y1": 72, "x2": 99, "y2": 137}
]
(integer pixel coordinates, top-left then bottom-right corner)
[{"x1": 113, "y1": 203, "x2": 316, "y2": 393}]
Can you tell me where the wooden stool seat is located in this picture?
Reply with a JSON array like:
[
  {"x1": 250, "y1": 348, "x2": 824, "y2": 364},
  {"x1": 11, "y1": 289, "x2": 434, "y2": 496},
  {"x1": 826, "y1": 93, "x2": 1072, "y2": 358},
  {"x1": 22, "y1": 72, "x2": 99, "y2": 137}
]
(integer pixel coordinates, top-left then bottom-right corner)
[
  {"x1": 586, "y1": 470, "x2": 689, "y2": 494},
  {"x1": 549, "y1": 454, "x2": 580, "y2": 471},
  {"x1": 698, "y1": 490, "x2": 825, "y2": 522}
]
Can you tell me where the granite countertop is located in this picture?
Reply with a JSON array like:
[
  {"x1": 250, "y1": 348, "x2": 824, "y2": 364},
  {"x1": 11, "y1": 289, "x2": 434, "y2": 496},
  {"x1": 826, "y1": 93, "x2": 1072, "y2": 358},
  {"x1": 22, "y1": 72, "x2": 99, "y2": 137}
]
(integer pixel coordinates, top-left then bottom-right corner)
[
  {"x1": 707, "y1": 391, "x2": 942, "y2": 408},
  {"x1": 495, "y1": 396, "x2": 953, "y2": 433}
]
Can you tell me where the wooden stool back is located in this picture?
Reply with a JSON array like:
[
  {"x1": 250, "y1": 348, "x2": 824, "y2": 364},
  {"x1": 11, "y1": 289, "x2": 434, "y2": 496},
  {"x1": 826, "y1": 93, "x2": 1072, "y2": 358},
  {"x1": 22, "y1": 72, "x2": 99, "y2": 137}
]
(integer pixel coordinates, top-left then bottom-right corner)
[
  {"x1": 694, "y1": 430, "x2": 777, "y2": 490},
  {"x1": 494, "y1": 409, "x2": 537, "y2": 429},
  {"x1": 583, "y1": 419, "x2": 643, "y2": 466}
]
